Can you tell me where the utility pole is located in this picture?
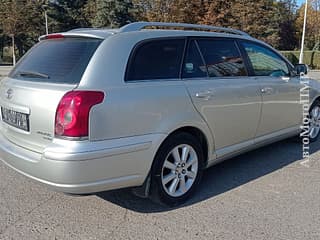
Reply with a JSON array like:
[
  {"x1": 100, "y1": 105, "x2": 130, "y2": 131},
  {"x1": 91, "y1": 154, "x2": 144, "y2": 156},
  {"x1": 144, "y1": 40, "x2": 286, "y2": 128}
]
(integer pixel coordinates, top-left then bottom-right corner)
[{"x1": 299, "y1": 0, "x2": 308, "y2": 64}]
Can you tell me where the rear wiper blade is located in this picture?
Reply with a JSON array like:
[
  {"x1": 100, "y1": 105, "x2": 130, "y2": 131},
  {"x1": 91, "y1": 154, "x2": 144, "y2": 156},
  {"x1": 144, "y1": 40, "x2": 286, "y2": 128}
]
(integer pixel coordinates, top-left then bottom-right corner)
[{"x1": 15, "y1": 71, "x2": 50, "y2": 79}]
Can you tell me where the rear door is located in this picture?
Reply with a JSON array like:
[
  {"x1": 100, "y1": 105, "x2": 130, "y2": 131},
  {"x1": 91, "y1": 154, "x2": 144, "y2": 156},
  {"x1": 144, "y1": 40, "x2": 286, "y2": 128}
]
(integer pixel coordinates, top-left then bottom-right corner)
[
  {"x1": 239, "y1": 40, "x2": 302, "y2": 137},
  {"x1": 0, "y1": 37, "x2": 102, "y2": 152},
  {"x1": 183, "y1": 38, "x2": 262, "y2": 156}
]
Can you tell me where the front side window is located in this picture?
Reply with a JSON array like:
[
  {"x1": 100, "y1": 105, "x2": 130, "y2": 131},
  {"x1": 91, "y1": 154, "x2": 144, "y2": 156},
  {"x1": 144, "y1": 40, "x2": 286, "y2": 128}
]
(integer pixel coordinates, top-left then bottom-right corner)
[
  {"x1": 126, "y1": 39, "x2": 185, "y2": 81},
  {"x1": 241, "y1": 42, "x2": 289, "y2": 77},
  {"x1": 196, "y1": 39, "x2": 247, "y2": 77}
]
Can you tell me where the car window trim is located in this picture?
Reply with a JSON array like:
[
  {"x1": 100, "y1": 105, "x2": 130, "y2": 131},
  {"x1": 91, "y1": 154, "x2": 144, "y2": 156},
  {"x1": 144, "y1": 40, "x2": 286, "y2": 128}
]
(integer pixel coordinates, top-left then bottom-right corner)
[
  {"x1": 178, "y1": 37, "x2": 188, "y2": 79},
  {"x1": 125, "y1": 37, "x2": 187, "y2": 82}
]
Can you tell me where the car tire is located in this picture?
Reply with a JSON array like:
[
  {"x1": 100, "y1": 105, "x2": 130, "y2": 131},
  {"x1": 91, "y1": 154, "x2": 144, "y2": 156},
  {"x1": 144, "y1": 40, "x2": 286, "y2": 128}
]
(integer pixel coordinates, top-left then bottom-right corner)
[
  {"x1": 309, "y1": 100, "x2": 320, "y2": 142},
  {"x1": 150, "y1": 132, "x2": 204, "y2": 206}
]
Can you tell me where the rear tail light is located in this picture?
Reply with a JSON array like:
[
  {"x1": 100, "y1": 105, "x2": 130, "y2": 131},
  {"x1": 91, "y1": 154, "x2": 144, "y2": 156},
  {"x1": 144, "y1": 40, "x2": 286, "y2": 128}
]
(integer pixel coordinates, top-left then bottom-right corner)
[{"x1": 55, "y1": 91, "x2": 104, "y2": 139}]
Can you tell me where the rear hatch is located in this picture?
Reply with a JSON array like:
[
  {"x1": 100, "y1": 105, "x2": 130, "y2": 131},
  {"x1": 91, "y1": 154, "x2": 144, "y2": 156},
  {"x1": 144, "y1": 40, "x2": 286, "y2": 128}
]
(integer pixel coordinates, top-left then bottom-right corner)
[{"x1": 0, "y1": 36, "x2": 102, "y2": 153}]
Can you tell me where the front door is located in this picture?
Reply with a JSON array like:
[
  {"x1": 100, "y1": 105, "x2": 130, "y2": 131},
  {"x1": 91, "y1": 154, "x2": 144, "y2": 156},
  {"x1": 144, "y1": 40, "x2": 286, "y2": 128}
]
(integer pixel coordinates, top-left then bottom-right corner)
[{"x1": 239, "y1": 41, "x2": 302, "y2": 137}]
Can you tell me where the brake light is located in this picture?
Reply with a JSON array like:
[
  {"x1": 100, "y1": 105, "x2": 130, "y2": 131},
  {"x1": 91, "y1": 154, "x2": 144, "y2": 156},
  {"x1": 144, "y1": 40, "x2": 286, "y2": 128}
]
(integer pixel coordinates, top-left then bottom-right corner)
[
  {"x1": 45, "y1": 34, "x2": 64, "y2": 40},
  {"x1": 55, "y1": 91, "x2": 104, "y2": 138}
]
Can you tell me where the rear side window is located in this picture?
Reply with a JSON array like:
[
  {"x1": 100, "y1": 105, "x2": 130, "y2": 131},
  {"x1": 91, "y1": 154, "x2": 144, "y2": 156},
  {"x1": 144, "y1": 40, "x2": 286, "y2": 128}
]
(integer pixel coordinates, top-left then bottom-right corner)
[
  {"x1": 197, "y1": 39, "x2": 247, "y2": 77},
  {"x1": 182, "y1": 40, "x2": 208, "y2": 78},
  {"x1": 10, "y1": 38, "x2": 102, "y2": 84},
  {"x1": 126, "y1": 39, "x2": 185, "y2": 81}
]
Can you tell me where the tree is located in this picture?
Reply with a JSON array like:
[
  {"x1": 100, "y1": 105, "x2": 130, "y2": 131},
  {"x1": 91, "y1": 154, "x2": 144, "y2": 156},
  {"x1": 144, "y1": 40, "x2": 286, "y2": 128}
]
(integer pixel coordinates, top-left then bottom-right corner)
[
  {"x1": 296, "y1": 1, "x2": 320, "y2": 50},
  {"x1": 0, "y1": 0, "x2": 25, "y2": 64},
  {"x1": 92, "y1": 0, "x2": 135, "y2": 28},
  {"x1": 201, "y1": 0, "x2": 280, "y2": 47},
  {"x1": 48, "y1": 0, "x2": 90, "y2": 32},
  {"x1": 132, "y1": 0, "x2": 152, "y2": 21},
  {"x1": 0, "y1": 0, "x2": 45, "y2": 64},
  {"x1": 310, "y1": 0, "x2": 320, "y2": 50},
  {"x1": 233, "y1": 0, "x2": 280, "y2": 47},
  {"x1": 201, "y1": 0, "x2": 234, "y2": 26},
  {"x1": 83, "y1": 0, "x2": 98, "y2": 23},
  {"x1": 134, "y1": 0, "x2": 204, "y2": 23},
  {"x1": 276, "y1": 0, "x2": 298, "y2": 50},
  {"x1": 170, "y1": 0, "x2": 204, "y2": 23}
]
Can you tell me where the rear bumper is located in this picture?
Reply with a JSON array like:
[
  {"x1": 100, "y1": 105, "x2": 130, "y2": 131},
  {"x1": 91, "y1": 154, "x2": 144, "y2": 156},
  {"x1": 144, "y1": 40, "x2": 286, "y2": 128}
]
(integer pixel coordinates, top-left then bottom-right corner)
[{"x1": 0, "y1": 132, "x2": 166, "y2": 194}]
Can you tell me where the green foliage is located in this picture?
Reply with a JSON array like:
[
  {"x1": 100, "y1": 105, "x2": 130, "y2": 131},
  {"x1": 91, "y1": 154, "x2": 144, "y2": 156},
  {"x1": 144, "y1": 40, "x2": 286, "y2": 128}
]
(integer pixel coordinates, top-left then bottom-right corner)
[
  {"x1": 276, "y1": 0, "x2": 298, "y2": 50},
  {"x1": 201, "y1": 0, "x2": 281, "y2": 48},
  {"x1": 137, "y1": 0, "x2": 203, "y2": 23},
  {"x1": 296, "y1": 1, "x2": 320, "y2": 51},
  {"x1": 48, "y1": 0, "x2": 90, "y2": 32},
  {"x1": 92, "y1": 0, "x2": 135, "y2": 28},
  {"x1": 0, "y1": 0, "x2": 319, "y2": 64},
  {"x1": 281, "y1": 51, "x2": 320, "y2": 69},
  {"x1": 283, "y1": 52, "x2": 299, "y2": 64},
  {"x1": 0, "y1": 0, "x2": 45, "y2": 61}
]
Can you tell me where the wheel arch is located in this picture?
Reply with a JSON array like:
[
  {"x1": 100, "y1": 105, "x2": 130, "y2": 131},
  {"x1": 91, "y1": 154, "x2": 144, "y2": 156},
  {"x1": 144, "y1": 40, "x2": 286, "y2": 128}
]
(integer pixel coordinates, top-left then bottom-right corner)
[
  {"x1": 131, "y1": 125, "x2": 212, "y2": 198},
  {"x1": 165, "y1": 126, "x2": 210, "y2": 167},
  {"x1": 311, "y1": 95, "x2": 320, "y2": 107}
]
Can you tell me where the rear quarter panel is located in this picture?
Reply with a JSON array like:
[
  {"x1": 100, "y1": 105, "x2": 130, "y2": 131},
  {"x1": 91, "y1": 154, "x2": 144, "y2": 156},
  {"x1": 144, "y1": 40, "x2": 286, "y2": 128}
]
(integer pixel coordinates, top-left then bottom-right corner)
[
  {"x1": 77, "y1": 32, "x2": 214, "y2": 160},
  {"x1": 89, "y1": 81, "x2": 212, "y2": 140}
]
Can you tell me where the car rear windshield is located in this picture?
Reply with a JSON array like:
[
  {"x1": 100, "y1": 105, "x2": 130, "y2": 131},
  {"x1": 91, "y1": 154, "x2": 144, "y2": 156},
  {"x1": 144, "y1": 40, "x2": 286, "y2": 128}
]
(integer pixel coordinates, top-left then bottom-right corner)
[{"x1": 10, "y1": 38, "x2": 102, "y2": 84}]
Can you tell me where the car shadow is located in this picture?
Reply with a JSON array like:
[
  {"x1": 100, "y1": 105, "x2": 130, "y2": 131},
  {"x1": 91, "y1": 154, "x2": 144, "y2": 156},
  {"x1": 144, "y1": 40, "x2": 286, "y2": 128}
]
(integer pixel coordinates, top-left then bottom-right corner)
[{"x1": 96, "y1": 139, "x2": 320, "y2": 213}]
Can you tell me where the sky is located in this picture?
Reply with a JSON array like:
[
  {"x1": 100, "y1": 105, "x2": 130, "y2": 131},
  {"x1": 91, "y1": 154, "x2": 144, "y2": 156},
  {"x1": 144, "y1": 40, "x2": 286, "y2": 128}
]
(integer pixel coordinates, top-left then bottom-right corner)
[{"x1": 297, "y1": 0, "x2": 305, "y2": 6}]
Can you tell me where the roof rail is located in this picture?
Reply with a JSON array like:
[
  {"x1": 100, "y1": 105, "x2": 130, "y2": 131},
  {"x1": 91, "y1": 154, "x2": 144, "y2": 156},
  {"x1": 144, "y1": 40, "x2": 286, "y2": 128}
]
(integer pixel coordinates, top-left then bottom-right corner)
[{"x1": 119, "y1": 22, "x2": 250, "y2": 36}]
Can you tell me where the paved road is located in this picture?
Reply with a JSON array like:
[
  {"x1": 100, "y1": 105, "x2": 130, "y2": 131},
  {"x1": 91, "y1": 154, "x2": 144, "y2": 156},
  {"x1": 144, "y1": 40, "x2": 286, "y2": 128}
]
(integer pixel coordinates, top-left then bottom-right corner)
[
  {"x1": 309, "y1": 71, "x2": 320, "y2": 80},
  {"x1": 0, "y1": 66, "x2": 12, "y2": 77},
  {"x1": 0, "y1": 68, "x2": 320, "y2": 240},
  {"x1": 0, "y1": 139, "x2": 319, "y2": 240}
]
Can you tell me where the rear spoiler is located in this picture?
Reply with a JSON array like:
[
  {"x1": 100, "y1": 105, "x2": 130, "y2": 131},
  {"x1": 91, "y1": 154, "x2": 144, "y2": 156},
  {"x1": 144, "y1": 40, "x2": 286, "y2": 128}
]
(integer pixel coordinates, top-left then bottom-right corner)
[{"x1": 38, "y1": 33, "x2": 105, "y2": 41}]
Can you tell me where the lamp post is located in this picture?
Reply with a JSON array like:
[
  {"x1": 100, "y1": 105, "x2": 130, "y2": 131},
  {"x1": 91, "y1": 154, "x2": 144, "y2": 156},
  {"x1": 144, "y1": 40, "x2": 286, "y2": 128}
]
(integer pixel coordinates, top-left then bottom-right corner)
[
  {"x1": 299, "y1": 0, "x2": 308, "y2": 64},
  {"x1": 10, "y1": 34, "x2": 15, "y2": 66}
]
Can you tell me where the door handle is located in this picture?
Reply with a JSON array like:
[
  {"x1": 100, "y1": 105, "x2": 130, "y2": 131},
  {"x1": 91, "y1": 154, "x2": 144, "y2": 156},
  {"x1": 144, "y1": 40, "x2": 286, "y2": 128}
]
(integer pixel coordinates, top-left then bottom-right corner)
[
  {"x1": 261, "y1": 87, "x2": 273, "y2": 95},
  {"x1": 195, "y1": 90, "x2": 214, "y2": 100},
  {"x1": 281, "y1": 76, "x2": 290, "y2": 82}
]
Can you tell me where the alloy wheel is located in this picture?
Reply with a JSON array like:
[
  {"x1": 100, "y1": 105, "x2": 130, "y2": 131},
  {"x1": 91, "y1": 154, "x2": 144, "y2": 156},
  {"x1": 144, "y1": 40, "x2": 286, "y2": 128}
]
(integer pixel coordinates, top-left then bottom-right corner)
[
  {"x1": 161, "y1": 144, "x2": 198, "y2": 198},
  {"x1": 310, "y1": 105, "x2": 320, "y2": 139}
]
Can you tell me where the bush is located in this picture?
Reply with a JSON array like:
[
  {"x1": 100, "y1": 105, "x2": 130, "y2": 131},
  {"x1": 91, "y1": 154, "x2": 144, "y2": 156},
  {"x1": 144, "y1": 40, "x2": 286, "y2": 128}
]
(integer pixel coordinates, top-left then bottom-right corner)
[{"x1": 281, "y1": 51, "x2": 320, "y2": 70}]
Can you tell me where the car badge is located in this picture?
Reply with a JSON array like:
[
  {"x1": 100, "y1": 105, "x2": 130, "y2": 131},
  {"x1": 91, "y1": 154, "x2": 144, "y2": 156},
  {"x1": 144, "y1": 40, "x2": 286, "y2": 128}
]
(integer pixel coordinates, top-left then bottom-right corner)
[{"x1": 6, "y1": 88, "x2": 13, "y2": 100}]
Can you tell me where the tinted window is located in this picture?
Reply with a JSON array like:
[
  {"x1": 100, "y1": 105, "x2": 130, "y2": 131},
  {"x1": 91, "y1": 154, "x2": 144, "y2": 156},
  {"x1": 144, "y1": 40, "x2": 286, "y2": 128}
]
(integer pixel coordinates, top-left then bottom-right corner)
[
  {"x1": 241, "y1": 42, "x2": 289, "y2": 77},
  {"x1": 126, "y1": 39, "x2": 185, "y2": 81},
  {"x1": 10, "y1": 38, "x2": 102, "y2": 84},
  {"x1": 197, "y1": 39, "x2": 247, "y2": 77},
  {"x1": 182, "y1": 40, "x2": 207, "y2": 78}
]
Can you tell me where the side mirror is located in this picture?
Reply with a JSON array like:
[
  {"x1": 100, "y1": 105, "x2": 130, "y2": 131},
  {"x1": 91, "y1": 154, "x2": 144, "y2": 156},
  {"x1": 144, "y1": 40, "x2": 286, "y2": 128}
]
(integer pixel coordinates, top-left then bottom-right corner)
[{"x1": 294, "y1": 64, "x2": 308, "y2": 75}]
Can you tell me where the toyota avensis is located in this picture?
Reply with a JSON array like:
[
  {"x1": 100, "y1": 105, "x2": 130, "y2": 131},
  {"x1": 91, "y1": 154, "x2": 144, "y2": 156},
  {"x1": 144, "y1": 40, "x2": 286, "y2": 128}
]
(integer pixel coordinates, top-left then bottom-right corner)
[{"x1": 0, "y1": 22, "x2": 319, "y2": 206}]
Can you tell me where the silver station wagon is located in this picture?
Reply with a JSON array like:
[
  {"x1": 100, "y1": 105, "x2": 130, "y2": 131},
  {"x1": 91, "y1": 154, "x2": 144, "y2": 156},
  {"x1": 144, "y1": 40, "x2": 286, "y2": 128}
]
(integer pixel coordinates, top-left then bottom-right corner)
[{"x1": 0, "y1": 22, "x2": 319, "y2": 206}]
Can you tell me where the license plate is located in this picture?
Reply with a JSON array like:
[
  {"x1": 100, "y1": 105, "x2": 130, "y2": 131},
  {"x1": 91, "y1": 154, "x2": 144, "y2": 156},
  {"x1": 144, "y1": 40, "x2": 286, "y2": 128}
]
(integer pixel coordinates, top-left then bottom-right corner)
[{"x1": 1, "y1": 107, "x2": 29, "y2": 131}]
